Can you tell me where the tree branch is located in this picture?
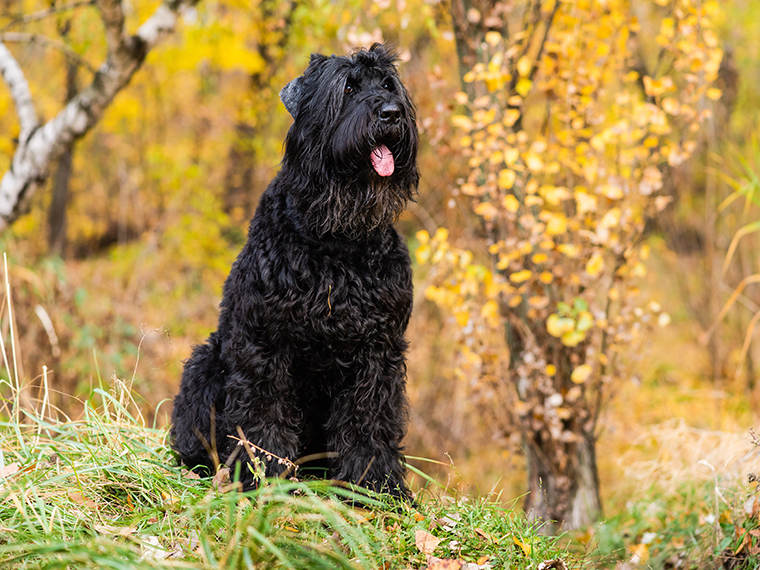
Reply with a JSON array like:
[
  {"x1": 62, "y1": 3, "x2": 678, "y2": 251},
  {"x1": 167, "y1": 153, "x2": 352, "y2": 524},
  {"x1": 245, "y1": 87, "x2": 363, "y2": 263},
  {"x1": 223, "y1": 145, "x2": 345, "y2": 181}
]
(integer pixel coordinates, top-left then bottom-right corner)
[
  {"x1": 0, "y1": 1, "x2": 95, "y2": 33},
  {"x1": 0, "y1": 33, "x2": 97, "y2": 74},
  {"x1": 0, "y1": 42, "x2": 38, "y2": 142},
  {"x1": 0, "y1": 0, "x2": 202, "y2": 231}
]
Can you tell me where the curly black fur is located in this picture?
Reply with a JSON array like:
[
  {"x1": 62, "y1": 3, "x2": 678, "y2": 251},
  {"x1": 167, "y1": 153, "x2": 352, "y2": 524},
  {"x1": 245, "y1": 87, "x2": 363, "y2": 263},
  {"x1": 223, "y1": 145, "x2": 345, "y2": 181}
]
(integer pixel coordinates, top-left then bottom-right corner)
[{"x1": 171, "y1": 44, "x2": 419, "y2": 498}]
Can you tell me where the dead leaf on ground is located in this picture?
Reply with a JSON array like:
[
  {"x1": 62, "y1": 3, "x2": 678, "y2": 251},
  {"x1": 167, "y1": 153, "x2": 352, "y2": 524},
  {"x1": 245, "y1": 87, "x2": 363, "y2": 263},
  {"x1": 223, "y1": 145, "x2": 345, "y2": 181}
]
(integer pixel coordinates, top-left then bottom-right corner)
[
  {"x1": 0, "y1": 462, "x2": 19, "y2": 478},
  {"x1": 67, "y1": 490, "x2": 98, "y2": 510},
  {"x1": 538, "y1": 559, "x2": 568, "y2": 570},
  {"x1": 416, "y1": 529, "x2": 442, "y2": 555},
  {"x1": 424, "y1": 556, "x2": 463, "y2": 570},
  {"x1": 212, "y1": 467, "x2": 230, "y2": 487},
  {"x1": 474, "y1": 527, "x2": 491, "y2": 541},
  {"x1": 94, "y1": 523, "x2": 137, "y2": 537}
]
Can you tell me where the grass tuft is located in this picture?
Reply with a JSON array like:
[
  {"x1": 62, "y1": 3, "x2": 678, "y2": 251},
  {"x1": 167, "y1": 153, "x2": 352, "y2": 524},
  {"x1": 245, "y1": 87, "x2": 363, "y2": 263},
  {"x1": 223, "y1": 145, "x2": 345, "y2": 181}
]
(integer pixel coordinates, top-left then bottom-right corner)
[{"x1": 0, "y1": 373, "x2": 577, "y2": 569}]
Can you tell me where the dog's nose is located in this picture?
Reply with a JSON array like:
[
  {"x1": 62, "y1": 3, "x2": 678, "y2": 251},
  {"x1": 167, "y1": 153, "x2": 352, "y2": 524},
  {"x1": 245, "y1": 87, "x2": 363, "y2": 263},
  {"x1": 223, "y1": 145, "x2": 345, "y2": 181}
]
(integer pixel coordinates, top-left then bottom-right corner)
[{"x1": 379, "y1": 103, "x2": 400, "y2": 124}]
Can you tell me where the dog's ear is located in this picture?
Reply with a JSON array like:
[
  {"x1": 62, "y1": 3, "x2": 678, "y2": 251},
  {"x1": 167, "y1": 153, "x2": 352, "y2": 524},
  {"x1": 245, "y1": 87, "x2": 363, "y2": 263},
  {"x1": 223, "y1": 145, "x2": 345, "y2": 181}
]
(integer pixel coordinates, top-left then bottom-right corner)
[
  {"x1": 281, "y1": 55, "x2": 330, "y2": 118},
  {"x1": 280, "y1": 76, "x2": 303, "y2": 118}
]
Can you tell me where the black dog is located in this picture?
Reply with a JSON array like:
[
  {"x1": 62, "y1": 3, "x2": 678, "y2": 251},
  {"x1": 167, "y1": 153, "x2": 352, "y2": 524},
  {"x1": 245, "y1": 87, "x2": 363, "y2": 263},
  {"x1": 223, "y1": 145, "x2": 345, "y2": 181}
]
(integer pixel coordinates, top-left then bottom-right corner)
[{"x1": 171, "y1": 44, "x2": 418, "y2": 498}]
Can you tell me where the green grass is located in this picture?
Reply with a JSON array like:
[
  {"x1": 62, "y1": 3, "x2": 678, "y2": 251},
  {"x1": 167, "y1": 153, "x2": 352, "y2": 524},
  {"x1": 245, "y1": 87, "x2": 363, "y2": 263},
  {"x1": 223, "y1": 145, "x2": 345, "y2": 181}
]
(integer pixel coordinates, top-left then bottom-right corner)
[
  {"x1": 589, "y1": 477, "x2": 760, "y2": 569},
  {"x1": 0, "y1": 383, "x2": 578, "y2": 569}
]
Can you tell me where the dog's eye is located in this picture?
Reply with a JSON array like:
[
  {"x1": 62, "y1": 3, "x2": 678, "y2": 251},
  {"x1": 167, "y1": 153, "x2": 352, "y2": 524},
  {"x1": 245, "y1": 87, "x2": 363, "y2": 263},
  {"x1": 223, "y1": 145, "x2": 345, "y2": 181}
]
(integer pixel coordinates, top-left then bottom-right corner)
[
  {"x1": 382, "y1": 80, "x2": 395, "y2": 91},
  {"x1": 344, "y1": 84, "x2": 354, "y2": 95}
]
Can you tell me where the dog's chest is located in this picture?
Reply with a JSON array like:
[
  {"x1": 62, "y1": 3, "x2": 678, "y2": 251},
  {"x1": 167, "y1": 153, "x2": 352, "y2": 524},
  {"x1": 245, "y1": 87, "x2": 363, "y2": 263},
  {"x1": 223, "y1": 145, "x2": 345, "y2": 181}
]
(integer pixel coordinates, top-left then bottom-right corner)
[{"x1": 293, "y1": 242, "x2": 412, "y2": 347}]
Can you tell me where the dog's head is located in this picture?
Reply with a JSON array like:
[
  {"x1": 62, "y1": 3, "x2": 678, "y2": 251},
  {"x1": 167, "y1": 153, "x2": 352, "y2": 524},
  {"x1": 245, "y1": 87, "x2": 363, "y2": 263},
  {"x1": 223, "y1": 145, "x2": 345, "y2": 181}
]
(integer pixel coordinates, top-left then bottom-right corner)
[{"x1": 280, "y1": 44, "x2": 419, "y2": 240}]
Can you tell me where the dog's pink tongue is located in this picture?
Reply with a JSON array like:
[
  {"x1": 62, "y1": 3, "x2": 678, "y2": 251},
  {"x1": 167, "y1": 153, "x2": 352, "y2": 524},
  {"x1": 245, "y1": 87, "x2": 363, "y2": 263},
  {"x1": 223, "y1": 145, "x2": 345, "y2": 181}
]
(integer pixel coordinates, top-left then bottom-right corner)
[{"x1": 371, "y1": 145, "x2": 395, "y2": 177}]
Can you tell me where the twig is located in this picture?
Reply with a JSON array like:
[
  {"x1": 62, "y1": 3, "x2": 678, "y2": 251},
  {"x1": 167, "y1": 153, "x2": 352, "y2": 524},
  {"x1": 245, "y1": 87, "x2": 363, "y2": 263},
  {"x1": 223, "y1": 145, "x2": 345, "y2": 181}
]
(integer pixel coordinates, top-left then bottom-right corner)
[
  {"x1": 0, "y1": 1, "x2": 95, "y2": 33},
  {"x1": 0, "y1": 33, "x2": 97, "y2": 74}
]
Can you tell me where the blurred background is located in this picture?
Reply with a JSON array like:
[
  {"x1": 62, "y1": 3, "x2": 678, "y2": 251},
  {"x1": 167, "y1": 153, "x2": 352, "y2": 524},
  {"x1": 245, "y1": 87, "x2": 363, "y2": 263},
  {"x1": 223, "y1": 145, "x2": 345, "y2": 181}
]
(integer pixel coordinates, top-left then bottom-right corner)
[{"x1": 0, "y1": 0, "x2": 759, "y2": 526}]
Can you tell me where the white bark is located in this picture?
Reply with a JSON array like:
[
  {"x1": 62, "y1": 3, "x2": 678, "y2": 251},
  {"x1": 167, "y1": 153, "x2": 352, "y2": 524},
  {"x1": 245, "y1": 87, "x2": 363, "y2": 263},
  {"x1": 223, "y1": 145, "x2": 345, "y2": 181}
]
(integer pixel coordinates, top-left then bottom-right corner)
[{"x1": 0, "y1": 0, "x2": 200, "y2": 231}]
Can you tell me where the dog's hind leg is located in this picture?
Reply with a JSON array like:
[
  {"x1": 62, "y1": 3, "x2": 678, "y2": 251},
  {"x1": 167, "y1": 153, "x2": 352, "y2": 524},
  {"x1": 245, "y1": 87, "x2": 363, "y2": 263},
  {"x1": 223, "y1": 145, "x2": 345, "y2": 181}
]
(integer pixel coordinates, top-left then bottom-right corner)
[{"x1": 171, "y1": 332, "x2": 227, "y2": 475}]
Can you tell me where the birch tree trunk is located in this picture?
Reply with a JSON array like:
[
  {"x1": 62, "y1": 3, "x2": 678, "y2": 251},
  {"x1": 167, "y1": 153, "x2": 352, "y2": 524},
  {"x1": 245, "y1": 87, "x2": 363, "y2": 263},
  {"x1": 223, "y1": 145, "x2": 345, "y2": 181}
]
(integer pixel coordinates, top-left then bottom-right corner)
[{"x1": 0, "y1": 0, "x2": 201, "y2": 232}]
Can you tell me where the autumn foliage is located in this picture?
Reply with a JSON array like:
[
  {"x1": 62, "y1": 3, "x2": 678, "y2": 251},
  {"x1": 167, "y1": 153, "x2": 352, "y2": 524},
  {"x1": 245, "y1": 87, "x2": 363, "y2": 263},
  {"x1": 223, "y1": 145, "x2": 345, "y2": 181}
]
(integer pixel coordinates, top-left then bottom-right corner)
[{"x1": 417, "y1": 0, "x2": 723, "y2": 529}]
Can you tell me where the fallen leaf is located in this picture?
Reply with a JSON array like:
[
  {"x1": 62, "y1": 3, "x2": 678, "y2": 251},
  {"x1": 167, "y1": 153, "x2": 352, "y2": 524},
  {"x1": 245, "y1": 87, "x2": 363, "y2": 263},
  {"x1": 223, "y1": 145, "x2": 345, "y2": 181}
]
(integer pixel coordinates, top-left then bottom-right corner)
[
  {"x1": 67, "y1": 490, "x2": 98, "y2": 510},
  {"x1": 141, "y1": 535, "x2": 170, "y2": 561},
  {"x1": 425, "y1": 558, "x2": 463, "y2": 570},
  {"x1": 95, "y1": 523, "x2": 137, "y2": 537},
  {"x1": 538, "y1": 559, "x2": 568, "y2": 570},
  {"x1": 0, "y1": 462, "x2": 19, "y2": 478},
  {"x1": 513, "y1": 535, "x2": 532, "y2": 556},
  {"x1": 416, "y1": 529, "x2": 442, "y2": 555},
  {"x1": 212, "y1": 467, "x2": 230, "y2": 488},
  {"x1": 438, "y1": 514, "x2": 460, "y2": 531},
  {"x1": 474, "y1": 527, "x2": 492, "y2": 541}
]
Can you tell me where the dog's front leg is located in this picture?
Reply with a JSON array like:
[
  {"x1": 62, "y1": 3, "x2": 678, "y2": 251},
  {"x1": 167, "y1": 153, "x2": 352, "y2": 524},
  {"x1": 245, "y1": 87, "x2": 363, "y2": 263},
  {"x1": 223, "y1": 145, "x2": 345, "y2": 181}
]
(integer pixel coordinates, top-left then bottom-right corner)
[
  {"x1": 325, "y1": 344, "x2": 410, "y2": 499},
  {"x1": 222, "y1": 350, "x2": 304, "y2": 489}
]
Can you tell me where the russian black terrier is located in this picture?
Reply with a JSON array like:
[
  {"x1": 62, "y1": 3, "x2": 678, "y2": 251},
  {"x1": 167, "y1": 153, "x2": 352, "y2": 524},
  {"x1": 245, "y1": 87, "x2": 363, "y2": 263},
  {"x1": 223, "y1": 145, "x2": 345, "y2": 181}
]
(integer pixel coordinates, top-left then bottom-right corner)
[{"x1": 171, "y1": 44, "x2": 418, "y2": 498}]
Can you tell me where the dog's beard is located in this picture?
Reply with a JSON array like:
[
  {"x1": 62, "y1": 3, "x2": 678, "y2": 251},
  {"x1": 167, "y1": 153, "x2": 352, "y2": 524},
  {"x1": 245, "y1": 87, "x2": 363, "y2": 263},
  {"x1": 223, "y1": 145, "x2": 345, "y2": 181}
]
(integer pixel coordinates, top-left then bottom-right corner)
[{"x1": 306, "y1": 175, "x2": 412, "y2": 240}]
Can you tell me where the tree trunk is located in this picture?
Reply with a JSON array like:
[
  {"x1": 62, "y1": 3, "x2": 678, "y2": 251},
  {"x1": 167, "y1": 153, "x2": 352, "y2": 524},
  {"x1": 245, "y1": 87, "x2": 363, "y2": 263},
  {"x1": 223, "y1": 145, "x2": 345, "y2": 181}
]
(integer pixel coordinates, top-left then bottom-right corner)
[
  {"x1": 0, "y1": 0, "x2": 202, "y2": 232},
  {"x1": 48, "y1": 55, "x2": 78, "y2": 257},
  {"x1": 524, "y1": 430, "x2": 602, "y2": 533}
]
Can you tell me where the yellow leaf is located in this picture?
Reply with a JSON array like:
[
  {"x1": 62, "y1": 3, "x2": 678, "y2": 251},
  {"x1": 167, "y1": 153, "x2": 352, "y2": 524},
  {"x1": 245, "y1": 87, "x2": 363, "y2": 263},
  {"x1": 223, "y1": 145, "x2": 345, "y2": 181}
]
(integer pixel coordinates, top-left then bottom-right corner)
[
  {"x1": 517, "y1": 56, "x2": 532, "y2": 77},
  {"x1": 547, "y1": 314, "x2": 574, "y2": 337},
  {"x1": 451, "y1": 114, "x2": 473, "y2": 131},
  {"x1": 499, "y1": 169, "x2": 516, "y2": 190},
  {"x1": 575, "y1": 190, "x2": 597, "y2": 214},
  {"x1": 576, "y1": 311, "x2": 594, "y2": 332},
  {"x1": 571, "y1": 364, "x2": 593, "y2": 384},
  {"x1": 509, "y1": 270, "x2": 532, "y2": 283},
  {"x1": 599, "y1": 184, "x2": 623, "y2": 200},
  {"x1": 524, "y1": 152, "x2": 544, "y2": 172},
  {"x1": 546, "y1": 364, "x2": 556, "y2": 376},
  {"x1": 586, "y1": 252, "x2": 604, "y2": 277},
  {"x1": 562, "y1": 330, "x2": 586, "y2": 347},
  {"x1": 599, "y1": 208, "x2": 621, "y2": 228},
  {"x1": 485, "y1": 31, "x2": 502, "y2": 46},
  {"x1": 416, "y1": 230, "x2": 430, "y2": 244},
  {"x1": 503, "y1": 109, "x2": 521, "y2": 127},
  {"x1": 528, "y1": 296, "x2": 549, "y2": 309},
  {"x1": 515, "y1": 77, "x2": 532, "y2": 97},
  {"x1": 545, "y1": 214, "x2": 567, "y2": 236},
  {"x1": 503, "y1": 194, "x2": 519, "y2": 212},
  {"x1": 508, "y1": 295, "x2": 522, "y2": 308},
  {"x1": 504, "y1": 147, "x2": 520, "y2": 164},
  {"x1": 557, "y1": 243, "x2": 579, "y2": 258},
  {"x1": 706, "y1": 87, "x2": 722, "y2": 101},
  {"x1": 630, "y1": 543, "x2": 650, "y2": 564},
  {"x1": 539, "y1": 271, "x2": 553, "y2": 284},
  {"x1": 532, "y1": 253, "x2": 548, "y2": 264},
  {"x1": 475, "y1": 202, "x2": 500, "y2": 220},
  {"x1": 454, "y1": 310, "x2": 470, "y2": 327},
  {"x1": 434, "y1": 228, "x2": 449, "y2": 242},
  {"x1": 525, "y1": 195, "x2": 544, "y2": 207},
  {"x1": 415, "y1": 244, "x2": 431, "y2": 265},
  {"x1": 513, "y1": 535, "x2": 532, "y2": 556},
  {"x1": 481, "y1": 300, "x2": 500, "y2": 326},
  {"x1": 662, "y1": 98, "x2": 680, "y2": 115}
]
